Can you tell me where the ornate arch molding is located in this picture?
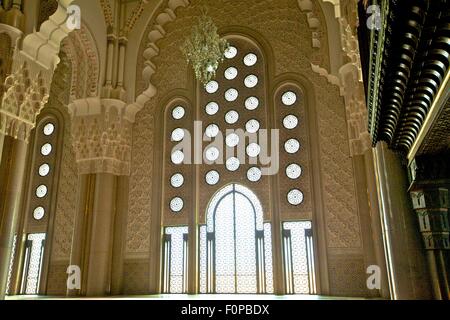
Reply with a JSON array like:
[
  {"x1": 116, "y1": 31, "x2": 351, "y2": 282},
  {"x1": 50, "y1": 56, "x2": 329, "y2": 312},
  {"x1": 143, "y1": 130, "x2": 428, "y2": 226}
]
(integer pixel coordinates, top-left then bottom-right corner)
[
  {"x1": 0, "y1": 0, "x2": 77, "y2": 141},
  {"x1": 61, "y1": 24, "x2": 100, "y2": 101}
]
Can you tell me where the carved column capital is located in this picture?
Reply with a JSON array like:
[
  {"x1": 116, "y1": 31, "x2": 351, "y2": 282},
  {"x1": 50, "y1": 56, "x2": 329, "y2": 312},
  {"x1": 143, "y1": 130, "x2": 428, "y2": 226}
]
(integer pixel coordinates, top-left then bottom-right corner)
[
  {"x1": 0, "y1": 62, "x2": 50, "y2": 141},
  {"x1": 69, "y1": 98, "x2": 133, "y2": 176}
]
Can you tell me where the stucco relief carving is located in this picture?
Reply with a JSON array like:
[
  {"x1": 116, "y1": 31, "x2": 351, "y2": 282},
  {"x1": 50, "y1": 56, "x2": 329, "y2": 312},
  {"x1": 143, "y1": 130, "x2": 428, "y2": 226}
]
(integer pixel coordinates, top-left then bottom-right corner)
[
  {"x1": 310, "y1": 2, "x2": 371, "y2": 156},
  {"x1": 69, "y1": 98, "x2": 133, "y2": 176},
  {"x1": 0, "y1": 0, "x2": 76, "y2": 141},
  {"x1": 48, "y1": 53, "x2": 77, "y2": 262},
  {"x1": 61, "y1": 25, "x2": 100, "y2": 100},
  {"x1": 126, "y1": 106, "x2": 154, "y2": 254},
  {"x1": 0, "y1": 63, "x2": 49, "y2": 141}
]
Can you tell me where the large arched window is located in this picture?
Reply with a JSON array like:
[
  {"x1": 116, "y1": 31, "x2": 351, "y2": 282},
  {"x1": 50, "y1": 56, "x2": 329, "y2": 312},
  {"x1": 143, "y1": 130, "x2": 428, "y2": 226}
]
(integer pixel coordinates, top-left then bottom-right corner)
[
  {"x1": 200, "y1": 184, "x2": 272, "y2": 294},
  {"x1": 6, "y1": 112, "x2": 64, "y2": 296},
  {"x1": 160, "y1": 35, "x2": 315, "y2": 295}
]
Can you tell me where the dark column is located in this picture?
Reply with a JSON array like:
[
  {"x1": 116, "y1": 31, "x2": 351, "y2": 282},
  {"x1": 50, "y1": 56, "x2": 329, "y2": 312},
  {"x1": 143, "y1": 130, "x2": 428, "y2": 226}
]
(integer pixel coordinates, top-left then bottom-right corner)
[{"x1": 409, "y1": 154, "x2": 450, "y2": 300}]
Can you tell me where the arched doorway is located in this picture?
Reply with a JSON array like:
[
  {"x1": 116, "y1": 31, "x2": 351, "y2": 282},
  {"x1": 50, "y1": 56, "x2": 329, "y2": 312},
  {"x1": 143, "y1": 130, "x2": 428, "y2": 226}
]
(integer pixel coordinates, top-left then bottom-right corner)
[{"x1": 199, "y1": 184, "x2": 273, "y2": 294}]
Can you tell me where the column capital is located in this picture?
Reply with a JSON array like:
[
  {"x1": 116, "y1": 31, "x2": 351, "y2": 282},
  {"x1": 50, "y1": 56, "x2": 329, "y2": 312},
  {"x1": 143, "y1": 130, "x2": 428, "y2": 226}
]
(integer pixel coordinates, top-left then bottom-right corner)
[{"x1": 69, "y1": 98, "x2": 133, "y2": 176}]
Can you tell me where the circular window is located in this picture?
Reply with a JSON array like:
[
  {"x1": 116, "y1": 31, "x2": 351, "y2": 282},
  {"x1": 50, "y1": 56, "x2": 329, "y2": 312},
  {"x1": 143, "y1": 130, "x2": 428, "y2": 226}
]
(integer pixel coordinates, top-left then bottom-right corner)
[
  {"x1": 43, "y1": 123, "x2": 55, "y2": 136},
  {"x1": 170, "y1": 197, "x2": 184, "y2": 213},
  {"x1": 282, "y1": 91, "x2": 297, "y2": 106},
  {"x1": 283, "y1": 115, "x2": 299, "y2": 130},
  {"x1": 170, "y1": 173, "x2": 184, "y2": 188},
  {"x1": 33, "y1": 207, "x2": 45, "y2": 220},
  {"x1": 284, "y1": 139, "x2": 300, "y2": 154},
  {"x1": 41, "y1": 143, "x2": 52, "y2": 156},
  {"x1": 225, "y1": 110, "x2": 239, "y2": 124},
  {"x1": 172, "y1": 106, "x2": 185, "y2": 120},
  {"x1": 245, "y1": 119, "x2": 260, "y2": 134},
  {"x1": 245, "y1": 96, "x2": 259, "y2": 110},
  {"x1": 205, "y1": 124, "x2": 220, "y2": 138},
  {"x1": 224, "y1": 67, "x2": 238, "y2": 80},
  {"x1": 38, "y1": 164, "x2": 50, "y2": 177},
  {"x1": 225, "y1": 46, "x2": 238, "y2": 59},
  {"x1": 36, "y1": 185, "x2": 48, "y2": 198},
  {"x1": 225, "y1": 88, "x2": 239, "y2": 102},
  {"x1": 205, "y1": 147, "x2": 220, "y2": 162},
  {"x1": 171, "y1": 150, "x2": 185, "y2": 165},
  {"x1": 244, "y1": 75, "x2": 258, "y2": 88},
  {"x1": 205, "y1": 102, "x2": 219, "y2": 116},
  {"x1": 243, "y1": 53, "x2": 258, "y2": 66},
  {"x1": 226, "y1": 133, "x2": 240, "y2": 147},
  {"x1": 286, "y1": 163, "x2": 302, "y2": 180},
  {"x1": 206, "y1": 170, "x2": 220, "y2": 186},
  {"x1": 226, "y1": 157, "x2": 240, "y2": 172},
  {"x1": 206, "y1": 81, "x2": 219, "y2": 94},
  {"x1": 247, "y1": 167, "x2": 262, "y2": 182},
  {"x1": 171, "y1": 128, "x2": 185, "y2": 142},
  {"x1": 246, "y1": 143, "x2": 261, "y2": 158},
  {"x1": 287, "y1": 189, "x2": 304, "y2": 206}
]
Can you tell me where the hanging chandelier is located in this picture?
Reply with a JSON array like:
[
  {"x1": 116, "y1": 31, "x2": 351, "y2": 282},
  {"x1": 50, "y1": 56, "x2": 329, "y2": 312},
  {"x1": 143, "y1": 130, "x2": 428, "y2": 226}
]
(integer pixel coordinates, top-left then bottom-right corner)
[{"x1": 181, "y1": 11, "x2": 229, "y2": 86}]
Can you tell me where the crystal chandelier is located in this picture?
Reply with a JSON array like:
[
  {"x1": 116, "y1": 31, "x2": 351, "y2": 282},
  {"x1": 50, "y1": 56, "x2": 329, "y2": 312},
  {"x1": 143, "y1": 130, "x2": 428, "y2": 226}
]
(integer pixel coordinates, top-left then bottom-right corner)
[{"x1": 181, "y1": 11, "x2": 229, "y2": 86}]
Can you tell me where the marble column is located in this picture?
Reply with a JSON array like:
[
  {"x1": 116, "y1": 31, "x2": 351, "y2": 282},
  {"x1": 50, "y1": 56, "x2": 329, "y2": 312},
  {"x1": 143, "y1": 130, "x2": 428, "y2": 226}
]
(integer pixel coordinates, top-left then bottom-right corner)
[
  {"x1": 0, "y1": 137, "x2": 28, "y2": 300},
  {"x1": 85, "y1": 173, "x2": 117, "y2": 296}
]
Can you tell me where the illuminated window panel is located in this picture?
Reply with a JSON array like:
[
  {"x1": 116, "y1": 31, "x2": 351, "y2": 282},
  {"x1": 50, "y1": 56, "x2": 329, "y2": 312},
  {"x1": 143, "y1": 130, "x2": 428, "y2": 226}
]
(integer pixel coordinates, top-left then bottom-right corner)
[
  {"x1": 170, "y1": 197, "x2": 184, "y2": 213},
  {"x1": 225, "y1": 88, "x2": 239, "y2": 102},
  {"x1": 244, "y1": 75, "x2": 258, "y2": 88},
  {"x1": 205, "y1": 124, "x2": 220, "y2": 138},
  {"x1": 43, "y1": 123, "x2": 55, "y2": 136},
  {"x1": 22, "y1": 233, "x2": 46, "y2": 295},
  {"x1": 172, "y1": 106, "x2": 186, "y2": 120},
  {"x1": 225, "y1": 110, "x2": 239, "y2": 124},
  {"x1": 282, "y1": 91, "x2": 297, "y2": 106},
  {"x1": 246, "y1": 143, "x2": 261, "y2": 158},
  {"x1": 40, "y1": 143, "x2": 52, "y2": 156},
  {"x1": 170, "y1": 173, "x2": 184, "y2": 188},
  {"x1": 245, "y1": 119, "x2": 260, "y2": 133},
  {"x1": 287, "y1": 189, "x2": 304, "y2": 206},
  {"x1": 5, "y1": 235, "x2": 17, "y2": 295},
  {"x1": 200, "y1": 184, "x2": 271, "y2": 294},
  {"x1": 205, "y1": 102, "x2": 219, "y2": 116},
  {"x1": 286, "y1": 163, "x2": 302, "y2": 180},
  {"x1": 283, "y1": 115, "x2": 299, "y2": 130},
  {"x1": 224, "y1": 67, "x2": 238, "y2": 80},
  {"x1": 284, "y1": 138, "x2": 300, "y2": 154},
  {"x1": 243, "y1": 53, "x2": 258, "y2": 66},
  {"x1": 35, "y1": 185, "x2": 48, "y2": 198},
  {"x1": 205, "y1": 170, "x2": 220, "y2": 186},
  {"x1": 226, "y1": 133, "x2": 240, "y2": 147},
  {"x1": 206, "y1": 81, "x2": 219, "y2": 94},
  {"x1": 282, "y1": 222, "x2": 316, "y2": 294},
  {"x1": 245, "y1": 96, "x2": 259, "y2": 110},
  {"x1": 163, "y1": 227, "x2": 189, "y2": 294},
  {"x1": 224, "y1": 46, "x2": 238, "y2": 59},
  {"x1": 226, "y1": 157, "x2": 240, "y2": 172},
  {"x1": 205, "y1": 147, "x2": 220, "y2": 162},
  {"x1": 247, "y1": 167, "x2": 262, "y2": 182},
  {"x1": 171, "y1": 150, "x2": 185, "y2": 165},
  {"x1": 38, "y1": 164, "x2": 50, "y2": 177},
  {"x1": 33, "y1": 207, "x2": 45, "y2": 220},
  {"x1": 171, "y1": 128, "x2": 185, "y2": 142}
]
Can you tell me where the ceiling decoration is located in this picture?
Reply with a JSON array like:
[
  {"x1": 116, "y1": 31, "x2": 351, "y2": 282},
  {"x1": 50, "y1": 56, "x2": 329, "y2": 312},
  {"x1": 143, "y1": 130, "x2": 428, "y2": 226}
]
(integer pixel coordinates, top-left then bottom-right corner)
[{"x1": 360, "y1": 0, "x2": 450, "y2": 154}]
